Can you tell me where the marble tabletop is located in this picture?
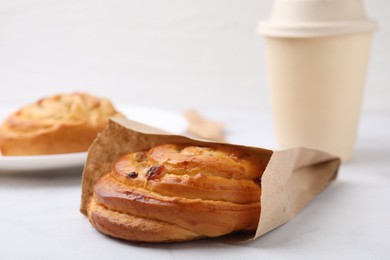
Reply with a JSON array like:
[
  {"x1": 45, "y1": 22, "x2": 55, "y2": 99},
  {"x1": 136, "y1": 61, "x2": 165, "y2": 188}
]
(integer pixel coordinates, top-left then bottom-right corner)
[{"x1": 0, "y1": 110, "x2": 389, "y2": 260}]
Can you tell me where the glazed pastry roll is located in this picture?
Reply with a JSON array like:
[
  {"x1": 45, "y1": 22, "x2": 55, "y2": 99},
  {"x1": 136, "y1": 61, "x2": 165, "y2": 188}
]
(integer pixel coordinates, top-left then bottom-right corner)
[
  {"x1": 87, "y1": 144, "x2": 268, "y2": 242},
  {"x1": 0, "y1": 93, "x2": 124, "y2": 155}
]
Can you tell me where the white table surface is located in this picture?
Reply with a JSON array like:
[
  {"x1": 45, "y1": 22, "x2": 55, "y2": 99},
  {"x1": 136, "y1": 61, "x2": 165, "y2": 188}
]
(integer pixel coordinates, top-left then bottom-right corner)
[{"x1": 0, "y1": 109, "x2": 389, "y2": 260}]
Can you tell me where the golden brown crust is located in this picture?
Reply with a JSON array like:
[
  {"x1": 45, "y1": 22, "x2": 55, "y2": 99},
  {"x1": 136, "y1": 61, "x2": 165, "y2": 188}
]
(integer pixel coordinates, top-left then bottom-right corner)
[
  {"x1": 87, "y1": 144, "x2": 266, "y2": 242},
  {"x1": 0, "y1": 93, "x2": 124, "y2": 155},
  {"x1": 88, "y1": 200, "x2": 201, "y2": 242}
]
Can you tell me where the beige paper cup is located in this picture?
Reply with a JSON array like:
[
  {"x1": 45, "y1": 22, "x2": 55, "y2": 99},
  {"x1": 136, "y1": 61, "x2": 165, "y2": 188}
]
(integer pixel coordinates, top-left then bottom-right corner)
[
  {"x1": 265, "y1": 33, "x2": 372, "y2": 161},
  {"x1": 259, "y1": 0, "x2": 377, "y2": 161}
]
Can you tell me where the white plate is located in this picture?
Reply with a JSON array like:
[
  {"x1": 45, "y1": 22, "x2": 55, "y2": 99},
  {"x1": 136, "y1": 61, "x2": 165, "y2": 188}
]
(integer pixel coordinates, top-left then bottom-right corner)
[
  {"x1": 116, "y1": 105, "x2": 187, "y2": 134},
  {"x1": 0, "y1": 105, "x2": 187, "y2": 174}
]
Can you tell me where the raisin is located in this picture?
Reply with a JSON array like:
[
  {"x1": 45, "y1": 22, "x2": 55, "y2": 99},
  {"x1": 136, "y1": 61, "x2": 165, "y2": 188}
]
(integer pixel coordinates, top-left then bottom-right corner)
[
  {"x1": 145, "y1": 165, "x2": 165, "y2": 180},
  {"x1": 127, "y1": 171, "x2": 138, "y2": 179}
]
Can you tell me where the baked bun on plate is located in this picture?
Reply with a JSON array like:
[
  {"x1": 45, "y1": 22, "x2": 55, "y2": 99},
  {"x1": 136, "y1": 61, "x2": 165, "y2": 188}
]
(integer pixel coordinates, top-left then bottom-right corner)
[{"x1": 0, "y1": 93, "x2": 124, "y2": 155}]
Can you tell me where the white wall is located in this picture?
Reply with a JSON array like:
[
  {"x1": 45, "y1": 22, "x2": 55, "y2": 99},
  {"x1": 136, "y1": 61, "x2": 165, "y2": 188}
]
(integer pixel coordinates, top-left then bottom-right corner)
[{"x1": 0, "y1": 0, "x2": 388, "y2": 112}]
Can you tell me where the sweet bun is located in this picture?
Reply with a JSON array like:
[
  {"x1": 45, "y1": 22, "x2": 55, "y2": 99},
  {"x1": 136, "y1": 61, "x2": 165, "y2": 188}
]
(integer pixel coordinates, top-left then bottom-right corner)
[
  {"x1": 87, "y1": 144, "x2": 267, "y2": 242},
  {"x1": 0, "y1": 93, "x2": 124, "y2": 155}
]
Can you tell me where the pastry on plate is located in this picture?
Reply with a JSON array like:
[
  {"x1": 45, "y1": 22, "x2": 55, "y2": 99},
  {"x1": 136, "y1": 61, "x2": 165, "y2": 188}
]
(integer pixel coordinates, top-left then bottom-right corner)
[
  {"x1": 87, "y1": 144, "x2": 267, "y2": 242},
  {"x1": 0, "y1": 93, "x2": 124, "y2": 155}
]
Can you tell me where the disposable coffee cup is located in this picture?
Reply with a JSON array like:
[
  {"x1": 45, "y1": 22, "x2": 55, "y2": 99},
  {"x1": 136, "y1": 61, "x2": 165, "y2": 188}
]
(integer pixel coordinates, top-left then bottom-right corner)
[{"x1": 258, "y1": 0, "x2": 378, "y2": 161}]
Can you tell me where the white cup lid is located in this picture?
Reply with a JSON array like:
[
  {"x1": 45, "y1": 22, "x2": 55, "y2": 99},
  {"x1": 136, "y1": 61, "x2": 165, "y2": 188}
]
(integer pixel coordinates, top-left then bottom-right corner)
[{"x1": 259, "y1": 0, "x2": 378, "y2": 37}]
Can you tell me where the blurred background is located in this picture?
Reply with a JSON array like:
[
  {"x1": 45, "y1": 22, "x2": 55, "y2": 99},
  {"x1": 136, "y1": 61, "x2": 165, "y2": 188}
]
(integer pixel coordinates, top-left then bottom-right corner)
[{"x1": 0, "y1": 0, "x2": 388, "y2": 112}]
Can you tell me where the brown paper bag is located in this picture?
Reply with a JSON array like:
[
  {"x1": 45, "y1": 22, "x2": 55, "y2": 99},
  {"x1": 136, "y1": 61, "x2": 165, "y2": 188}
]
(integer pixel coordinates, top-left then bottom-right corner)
[{"x1": 80, "y1": 118, "x2": 340, "y2": 242}]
